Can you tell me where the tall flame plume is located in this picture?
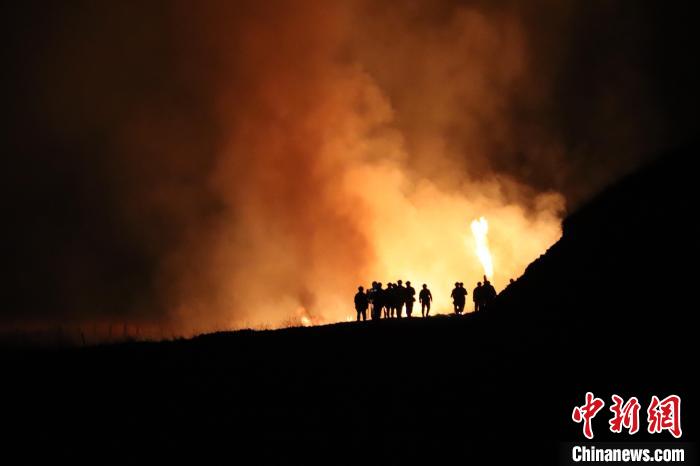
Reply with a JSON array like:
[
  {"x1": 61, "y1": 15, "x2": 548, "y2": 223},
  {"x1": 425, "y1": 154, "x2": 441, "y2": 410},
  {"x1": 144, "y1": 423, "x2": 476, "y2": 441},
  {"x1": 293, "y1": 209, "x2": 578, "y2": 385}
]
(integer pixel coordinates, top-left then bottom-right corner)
[{"x1": 470, "y1": 217, "x2": 494, "y2": 280}]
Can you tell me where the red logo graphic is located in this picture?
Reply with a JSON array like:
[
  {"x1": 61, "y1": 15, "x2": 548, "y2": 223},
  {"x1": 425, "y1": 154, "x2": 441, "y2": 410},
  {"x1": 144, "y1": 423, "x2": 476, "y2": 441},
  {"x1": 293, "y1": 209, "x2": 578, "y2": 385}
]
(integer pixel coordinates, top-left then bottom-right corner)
[
  {"x1": 609, "y1": 394, "x2": 641, "y2": 434},
  {"x1": 572, "y1": 392, "x2": 605, "y2": 439},
  {"x1": 647, "y1": 395, "x2": 682, "y2": 438},
  {"x1": 572, "y1": 393, "x2": 682, "y2": 439}
]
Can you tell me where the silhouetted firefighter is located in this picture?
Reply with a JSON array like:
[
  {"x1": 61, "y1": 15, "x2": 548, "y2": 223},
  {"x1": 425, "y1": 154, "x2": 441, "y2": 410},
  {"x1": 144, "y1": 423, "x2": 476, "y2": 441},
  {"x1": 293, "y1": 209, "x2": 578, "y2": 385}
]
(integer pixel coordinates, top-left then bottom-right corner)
[
  {"x1": 451, "y1": 282, "x2": 468, "y2": 314},
  {"x1": 395, "y1": 280, "x2": 405, "y2": 318},
  {"x1": 354, "y1": 286, "x2": 368, "y2": 321},
  {"x1": 375, "y1": 282, "x2": 387, "y2": 319},
  {"x1": 419, "y1": 284, "x2": 432, "y2": 317},
  {"x1": 385, "y1": 283, "x2": 394, "y2": 317},
  {"x1": 450, "y1": 282, "x2": 460, "y2": 314},
  {"x1": 367, "y1": 281, "x2": 378, "y2": 320},
  {"x1": 482, "y1": 276, "x2": 497, "y2": 309},
  {"x1": 377, "y1": 283, "x2": 387, "y2": 318},
  {"x1": 405, "y1": 281, "x2": 416, "y2": 317},
  {"x1": 473, "y1": 281, "x2": 483, "y2": 312}
]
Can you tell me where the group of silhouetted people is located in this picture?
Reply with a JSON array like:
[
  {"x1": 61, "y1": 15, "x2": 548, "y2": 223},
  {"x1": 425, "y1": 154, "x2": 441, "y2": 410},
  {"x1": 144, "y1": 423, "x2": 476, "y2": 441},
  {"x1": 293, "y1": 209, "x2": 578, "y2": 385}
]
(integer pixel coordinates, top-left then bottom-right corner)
[
  {"x1": 353, "y1": 277, "x2": 498, "y2": 321},
  {"x1": 353, "y1": 280, "x2": 422, "y2": 321},
  {"x1": 472, "y1": 279, "x2": 497, "y2": 313}
]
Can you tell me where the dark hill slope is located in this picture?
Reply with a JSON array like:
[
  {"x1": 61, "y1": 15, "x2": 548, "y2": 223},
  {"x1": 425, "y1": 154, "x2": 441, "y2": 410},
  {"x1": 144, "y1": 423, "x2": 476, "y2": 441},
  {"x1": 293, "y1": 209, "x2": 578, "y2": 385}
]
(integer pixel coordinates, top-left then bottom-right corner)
[
  {"x1": 4, "y1": 144, "x2": 699, "y2": 464},
  {"x1": 494, "y1": 142, "x2": 699, "y2": 329},
  {"x1": 481, "y1": 142, "x2": 699, "y2": 450}
]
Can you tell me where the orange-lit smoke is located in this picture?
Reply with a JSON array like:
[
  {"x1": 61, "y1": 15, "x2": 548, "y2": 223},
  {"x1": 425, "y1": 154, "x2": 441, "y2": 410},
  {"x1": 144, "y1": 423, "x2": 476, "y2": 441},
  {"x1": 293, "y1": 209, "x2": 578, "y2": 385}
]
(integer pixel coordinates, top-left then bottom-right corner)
[
  {"x1": 4, "y1": 0, "x2": 692, "y2": 336},
  {"x1": 160, "y1": 0, "x2": 565, "y2": 330}
]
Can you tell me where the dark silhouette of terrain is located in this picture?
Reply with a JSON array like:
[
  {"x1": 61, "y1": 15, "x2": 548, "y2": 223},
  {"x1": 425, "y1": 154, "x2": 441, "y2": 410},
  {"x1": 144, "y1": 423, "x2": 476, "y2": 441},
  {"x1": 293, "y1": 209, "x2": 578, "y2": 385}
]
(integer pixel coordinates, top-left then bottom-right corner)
[{"x1": 4, "y1": 144, "x2": 698, "y2": 464}]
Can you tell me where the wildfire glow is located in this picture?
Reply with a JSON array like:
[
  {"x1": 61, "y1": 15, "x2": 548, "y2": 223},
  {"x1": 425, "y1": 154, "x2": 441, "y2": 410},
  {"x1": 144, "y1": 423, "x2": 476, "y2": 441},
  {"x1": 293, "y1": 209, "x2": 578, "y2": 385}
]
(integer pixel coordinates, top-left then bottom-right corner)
[
  {"x1": 470, "y1": 216, "x2": 494, "y2": 279},
  {"x1": 160, "y1": 3, "x2": 566, "y2": 331},
  {"x1": 296, "y1": 307, "x2": 313, "y2": 327}
]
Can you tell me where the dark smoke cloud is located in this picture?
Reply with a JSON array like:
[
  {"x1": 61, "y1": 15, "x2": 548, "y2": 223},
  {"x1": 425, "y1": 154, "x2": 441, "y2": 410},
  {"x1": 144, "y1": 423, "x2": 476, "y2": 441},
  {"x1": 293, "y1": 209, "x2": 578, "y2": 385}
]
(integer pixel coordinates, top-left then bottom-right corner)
[{"x1": 2, "y1": 0, "x2": 697, "y2": 332}]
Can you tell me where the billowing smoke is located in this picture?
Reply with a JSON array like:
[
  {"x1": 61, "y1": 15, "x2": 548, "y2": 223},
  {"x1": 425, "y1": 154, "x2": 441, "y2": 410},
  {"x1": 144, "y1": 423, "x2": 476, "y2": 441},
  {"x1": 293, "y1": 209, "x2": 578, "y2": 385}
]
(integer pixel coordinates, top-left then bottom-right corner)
[
  {"x1": 3, "y1": 1, "x2": 697, "y2": 336},
  {"x1": 149, "y1": 0, "x2": 564, "y2": 330}
]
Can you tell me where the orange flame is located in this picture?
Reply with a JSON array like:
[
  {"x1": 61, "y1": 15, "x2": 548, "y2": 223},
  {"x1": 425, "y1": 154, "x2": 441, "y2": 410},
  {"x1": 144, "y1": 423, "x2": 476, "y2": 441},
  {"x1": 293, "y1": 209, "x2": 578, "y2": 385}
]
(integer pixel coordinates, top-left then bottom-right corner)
[
  {"x1": 470, "y1": 216, "x2": 494, "y2": 279},
  {"x1": 296, "y1": 307, "x2": 314, "y2": 327}
]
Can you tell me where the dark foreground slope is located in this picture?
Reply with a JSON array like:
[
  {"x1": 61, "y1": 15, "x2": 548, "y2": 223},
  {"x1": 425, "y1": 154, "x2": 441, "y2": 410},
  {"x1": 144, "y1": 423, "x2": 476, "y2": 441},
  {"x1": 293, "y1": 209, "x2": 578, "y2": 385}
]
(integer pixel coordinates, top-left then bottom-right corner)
[{"x1": 4, "y1": 144, "x2": 699, "y2": 464}]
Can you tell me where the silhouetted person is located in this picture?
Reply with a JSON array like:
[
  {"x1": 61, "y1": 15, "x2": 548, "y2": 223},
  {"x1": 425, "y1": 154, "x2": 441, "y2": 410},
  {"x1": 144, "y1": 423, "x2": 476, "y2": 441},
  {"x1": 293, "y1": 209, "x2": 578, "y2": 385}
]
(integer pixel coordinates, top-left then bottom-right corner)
[
  {"x1": 376, "y1": 282, "x2": 387, "y2": 319},
  {"x1": 395, "y1": 280, "x2": 405, "y2": 318},
  {"x1": 450, "y1": 282, "x2": 462, "y2": 314},
  {"x1": 473, "y1": 282, "x2": 483, "y2": 312},
  {"x1": 367, "y1": 281, "x2": 378, "y2": 320},
  {"x1": 354, "y1": 286, "x2": 368, "y2": 321},
  {"x1": 404, "y1": 281, "x2": 415, "y2": 317},
  {"x1": 482, "y1": 277, "x2": 497, "y2": 309},
  {"x1": 419, "y1": 284, "x2": 432, "y2": 317},
  {"x1": 386, "y1": 283, "x2": 394, "y2": 318},
  {"x1": 450, "y1": 282, "x2": 468, "y2": 314}
]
